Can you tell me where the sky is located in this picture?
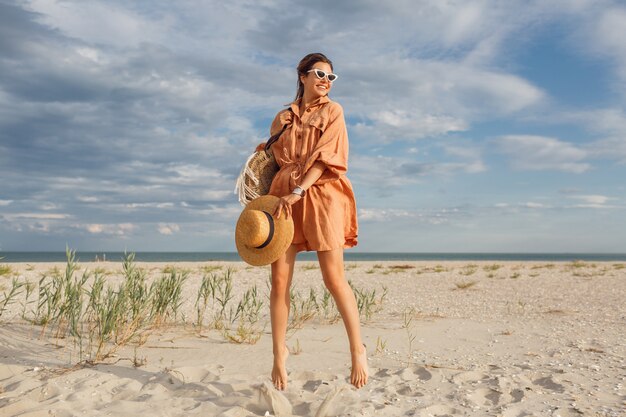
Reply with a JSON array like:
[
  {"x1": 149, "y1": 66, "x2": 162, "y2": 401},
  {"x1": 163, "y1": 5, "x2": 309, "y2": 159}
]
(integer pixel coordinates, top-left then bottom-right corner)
[{"x1": 1, "y1": 0, "x2": 626, "y2": 253}]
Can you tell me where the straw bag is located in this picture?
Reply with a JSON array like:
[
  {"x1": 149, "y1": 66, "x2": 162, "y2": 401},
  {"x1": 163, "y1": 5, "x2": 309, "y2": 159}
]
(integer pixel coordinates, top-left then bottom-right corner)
[{"x1": 235, "y1": 117, "x2": 291, "y2": 206}]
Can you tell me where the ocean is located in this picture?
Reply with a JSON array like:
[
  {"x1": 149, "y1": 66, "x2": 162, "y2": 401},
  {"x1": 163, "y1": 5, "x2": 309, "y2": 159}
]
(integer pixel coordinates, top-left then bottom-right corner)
[{"x1": 1, "y1": 252, "x2": 626, "y2": 263}]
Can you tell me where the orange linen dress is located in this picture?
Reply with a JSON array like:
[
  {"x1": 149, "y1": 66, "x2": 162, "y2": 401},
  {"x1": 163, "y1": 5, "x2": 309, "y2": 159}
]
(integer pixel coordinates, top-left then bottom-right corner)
[{"x1": 257, "y1": 96, "x2": 358, "y2": 252}]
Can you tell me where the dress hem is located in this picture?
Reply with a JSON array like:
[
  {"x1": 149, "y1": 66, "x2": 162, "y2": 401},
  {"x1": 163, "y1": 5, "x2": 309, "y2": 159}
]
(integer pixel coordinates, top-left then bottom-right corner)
[{"x1": 292, "y1": 236, "x2": 358, "y2": 253}]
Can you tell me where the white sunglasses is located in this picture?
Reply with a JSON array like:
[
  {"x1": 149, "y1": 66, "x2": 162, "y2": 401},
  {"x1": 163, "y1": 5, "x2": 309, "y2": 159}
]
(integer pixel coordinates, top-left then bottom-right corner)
[{"x1": 307, "y1": 68, "x2": 339, "y2": 83}]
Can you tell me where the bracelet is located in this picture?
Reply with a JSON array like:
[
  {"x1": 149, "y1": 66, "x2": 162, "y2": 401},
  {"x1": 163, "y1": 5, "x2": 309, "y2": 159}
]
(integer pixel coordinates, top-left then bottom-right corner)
[{"x1": 292, "y1": 186, "x2": 306, "y2": 197}]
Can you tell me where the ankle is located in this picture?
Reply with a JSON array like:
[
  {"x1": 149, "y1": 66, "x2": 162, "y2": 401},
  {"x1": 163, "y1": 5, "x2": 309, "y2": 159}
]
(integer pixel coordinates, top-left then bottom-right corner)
[
  {"x1": 273, "y1": 345, "x2": 289, "y2": 357},
  {"x1": 350, "y1": 343, "x2": 366, "y2": 355}
]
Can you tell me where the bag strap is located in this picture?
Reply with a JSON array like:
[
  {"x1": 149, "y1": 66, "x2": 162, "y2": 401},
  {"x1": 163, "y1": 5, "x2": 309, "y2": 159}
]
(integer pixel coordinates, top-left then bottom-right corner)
[{"x1": 264, "y1": 109, "x2": 293, "y2": 153}]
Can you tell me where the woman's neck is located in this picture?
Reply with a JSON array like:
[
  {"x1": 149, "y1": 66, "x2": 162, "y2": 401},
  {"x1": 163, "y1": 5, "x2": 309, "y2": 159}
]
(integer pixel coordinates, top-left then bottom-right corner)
[
  {"x1": 299, "y1": 93, "x2": 318, "y2": 113},
  {"x1": 299, "y1": 95, "x2": 310, "y2": 114}
]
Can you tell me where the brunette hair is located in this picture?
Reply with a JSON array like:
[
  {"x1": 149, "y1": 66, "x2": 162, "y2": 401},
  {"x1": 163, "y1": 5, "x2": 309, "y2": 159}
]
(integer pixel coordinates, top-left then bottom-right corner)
[{"x1": 295, "y1": 52, "x2": 334, "y2": 101}]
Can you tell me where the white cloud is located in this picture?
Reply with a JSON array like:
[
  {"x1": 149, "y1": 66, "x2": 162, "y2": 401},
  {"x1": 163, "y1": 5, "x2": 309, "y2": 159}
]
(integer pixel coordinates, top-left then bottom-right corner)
[
  {"x1": 524, "y1": 202, "x2": 547, "y2": 209},
  {"x1": 346, "y1": 60, "x2": 545, "y2": 145},
  {"x1": 86, "y1": 224, "x2": 103, "y2": 234},
  {"x1": 165, "y1": 164, "x2": 224, "y2": 183},
  {"x1": 571, "y1": 194, "x2": 610, "y2": 205},
  {"x1": 5, "y1": 213, "x2": 70, "y2": 220},
  {"x1": 197, "y1": 190, "x2": 232, "y2": 201},
  {"x1": 40, "y1": 202, "x2": 59, "y2": 210},
  {"x1": 125, "y1": 202, "x2": 175, "y2": 209},
  {"x1": 27, "y1": 0, "x2": 169, "y2": 48},
  {"x1": 593, "y1": 139, "x2": 626, "y2": 163},
  {"x1": 28, "y1": 222, "x2": 50, "y2": 233},
  {"x1": 197, "y1": 204, "x2": 242, "y2": 221},
  {"x1": 551, "y1": 108, "x2": 626, "y2": 164},
  {"x1": 77, "y1": 196, "x2": 99, "y2": 203},
  {"x1": 75, "y1": 47, "x2": 103, "y2": 64},
  {"x1": 354, "y1": 111, "x2": 468, "y2": 142},
  {"x1": 358, "y1": 207, "x2": 458, "y2": 225},
  {"x1": 592, "y1": 6, "x2": 626, "y2": 86},
  {"x1": 350, "y1": 147, "x2": 486, "y2": 194},
  {"x1": 496, "y1": 135, "x2": 590, "y2": 173},
  {"x1": 0, "y1": 200, "x2": 13, "y2": 206},
  {"x1": 82, "y1": 223, "x2": 136, "y2": 235},
  {"x1": 492, "y1": 196, "x2": 621, "y2": 211},
  {"x1": 158, "y1": 223, "x2": 180, "y2": 235},
  {"x1": 566, "y1": 194, "x2": 621, "y2": 208}
]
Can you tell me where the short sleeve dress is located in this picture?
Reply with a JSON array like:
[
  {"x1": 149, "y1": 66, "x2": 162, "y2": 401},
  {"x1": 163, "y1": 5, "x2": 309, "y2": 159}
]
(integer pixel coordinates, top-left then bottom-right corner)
[{"x1": 260, "y1": 95, "x2": 358, "y2": 252}]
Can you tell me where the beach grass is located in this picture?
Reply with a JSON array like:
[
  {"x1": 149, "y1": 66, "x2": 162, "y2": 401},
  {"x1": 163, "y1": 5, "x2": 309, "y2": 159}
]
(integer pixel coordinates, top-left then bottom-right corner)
[
  {"x1": 531, "y1": 263, "x2": 555, "y2": 269},
  {"x1": 345, "y1": 263, "x2": 359, "y2": 270},
  {"x1": 402, "y1": 307, "x2": 417, "y2": 365},
  {"x1": 289, "y1": 287, "x2": 318, "y2": 330},
  {"x1": 0, "y1": 277, "x2": 24, "y2": 319},
  {"x1": 289, "y1": 338, "x2": 303, "y2": 355},
  {"x1": 483, "y1": 264, "x2": 502, "y2": 271},
  {"x1": 420, "y1": 265, "x2": 447, "y2": 273},
  {"x1": 349, "y1": 280, "x2": 388, "y2": 321},
  {"x1": 318, "y1": 287, "x2": 341, "y2": 324},
  {"x1": 4, "y1": 249, "x2": 391, "y2": 363},
  {"x1": 20, "y1": 250, "x2": 192, "y2": 361},
  {"x1": 454, "y1": 280, "x2": 477, "y2": 290},
  {"x1": 200, "y1": 265, "x2": 223, "y2": 274},
  {"x1": 459, "y1": 265, "x2": 478, "y2": 276},
  {"x1": 0, "y1": 264, "x2": 13, "y2": 276},
  {"x1": 375, "y1": 336, "x2": 387, "y2": 355},
  {"x1": 226, "y1": 286, "x2": 263, "y2": 330},
  {"x1": 568, "y1": 260, "x2": 588, "y2": 269}
]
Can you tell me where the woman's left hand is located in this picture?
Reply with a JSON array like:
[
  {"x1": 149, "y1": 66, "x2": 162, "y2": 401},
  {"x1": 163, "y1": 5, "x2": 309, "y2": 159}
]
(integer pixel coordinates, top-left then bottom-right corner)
[{"x1": 273, "y1": 194, "x2": 301, "y2": 219}]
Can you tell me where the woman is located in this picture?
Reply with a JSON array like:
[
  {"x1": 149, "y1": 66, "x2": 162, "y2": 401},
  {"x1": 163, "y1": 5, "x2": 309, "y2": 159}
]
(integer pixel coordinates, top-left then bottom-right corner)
[{"x1": 258, "y1": 53, "x2": 367, "y2": 390}]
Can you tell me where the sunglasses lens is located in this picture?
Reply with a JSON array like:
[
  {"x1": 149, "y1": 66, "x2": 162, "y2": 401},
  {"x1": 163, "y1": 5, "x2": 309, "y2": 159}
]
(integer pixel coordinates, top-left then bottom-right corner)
[
  {"x1": 314, "y1": 69, "x2": 325, "y2": 79},
  {"x1": 327, "y1": 74, "x2": 337, "y2": 82}
]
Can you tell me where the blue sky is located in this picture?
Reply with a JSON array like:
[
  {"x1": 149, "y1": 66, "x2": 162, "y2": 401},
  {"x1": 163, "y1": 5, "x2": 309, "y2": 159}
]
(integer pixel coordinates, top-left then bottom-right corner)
[{"x1": 1, "y1": 0, "x2": 625, "y2": 253}]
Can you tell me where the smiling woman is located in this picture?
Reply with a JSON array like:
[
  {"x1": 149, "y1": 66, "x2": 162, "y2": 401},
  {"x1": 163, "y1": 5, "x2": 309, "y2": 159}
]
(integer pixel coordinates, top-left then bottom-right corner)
[{"x1": 246, "y1": 53, "x2": 367, "y2": 391}]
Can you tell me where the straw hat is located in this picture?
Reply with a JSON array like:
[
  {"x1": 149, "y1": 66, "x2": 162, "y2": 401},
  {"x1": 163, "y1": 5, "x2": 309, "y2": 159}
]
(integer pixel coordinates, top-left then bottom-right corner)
[{"x1": 235, "y1": 195, "x2": 294, "y2": 266}]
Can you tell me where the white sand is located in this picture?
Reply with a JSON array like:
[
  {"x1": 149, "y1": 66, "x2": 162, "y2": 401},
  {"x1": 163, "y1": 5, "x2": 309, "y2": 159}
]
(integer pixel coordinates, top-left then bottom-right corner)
[{"x1": 0, "y1": 260, "x2": 624, "y2": 416}]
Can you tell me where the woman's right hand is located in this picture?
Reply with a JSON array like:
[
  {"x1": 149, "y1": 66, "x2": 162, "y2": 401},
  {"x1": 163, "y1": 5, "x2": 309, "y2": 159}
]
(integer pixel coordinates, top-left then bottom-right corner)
[{"x1": 273, "y1": 194, "x2": 301, "y2": 219}]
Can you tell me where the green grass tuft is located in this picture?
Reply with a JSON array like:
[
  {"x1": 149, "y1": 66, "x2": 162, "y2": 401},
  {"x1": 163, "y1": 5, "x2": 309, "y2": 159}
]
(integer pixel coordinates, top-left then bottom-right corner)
[
  {"x1": 454, "y1": 280, "x2": 477, "y2": 290},
  {"x1": 0, "y1": 264, "x2": 13, "y2": 276}
]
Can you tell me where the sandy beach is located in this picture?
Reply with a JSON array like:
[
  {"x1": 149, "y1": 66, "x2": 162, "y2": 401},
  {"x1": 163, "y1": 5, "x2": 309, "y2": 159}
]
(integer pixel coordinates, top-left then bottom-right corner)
[{"x1": 0, "y1": 260, "x2": 624, "y2": 416}]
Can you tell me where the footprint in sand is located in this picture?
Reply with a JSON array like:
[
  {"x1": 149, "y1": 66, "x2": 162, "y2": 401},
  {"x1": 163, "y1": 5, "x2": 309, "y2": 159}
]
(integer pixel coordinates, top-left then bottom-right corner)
[
  {"x1": 415, "y1": 366, "x2": 432, "y2": 381},
  {"x1": 397, "y1": 385, "x2": 424, "y2": 397},
  {"x1": 419, "y1": 404, "x2": 460, "y2": 416},
  {"x1": 533, "y1": 376, "x2": 565, "y2": 393},
  {"x1": 467, "y1": 387, "x2": 502, "y2": 407},
  {"x1": 510, "y1": 388, "x2": 524, "y2": 402},
  {"x1": 396, "y1": 366, "x2": 433, "y2": 382},
  {"x1": 452, "y1": 370, "x2": 488, "y2": 385},
  {"x1": 302, "y1": 379, "x2": 323, "y2": 392}
]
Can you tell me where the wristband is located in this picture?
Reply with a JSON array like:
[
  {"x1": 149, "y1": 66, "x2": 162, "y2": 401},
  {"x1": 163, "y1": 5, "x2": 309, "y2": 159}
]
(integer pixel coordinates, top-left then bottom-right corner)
[{"x1": 292, "y1": 186, "x2": 306, "y2": 197}]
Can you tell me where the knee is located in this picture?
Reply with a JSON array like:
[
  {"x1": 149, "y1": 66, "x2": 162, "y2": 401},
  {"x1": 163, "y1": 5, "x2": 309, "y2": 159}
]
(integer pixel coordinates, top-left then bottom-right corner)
[
  {"x1": 271, "y1": 273, "x2": 291, "y2": 294},
  {"x1": 323, "y1": 276, "x2": 347, "y2": 295}
]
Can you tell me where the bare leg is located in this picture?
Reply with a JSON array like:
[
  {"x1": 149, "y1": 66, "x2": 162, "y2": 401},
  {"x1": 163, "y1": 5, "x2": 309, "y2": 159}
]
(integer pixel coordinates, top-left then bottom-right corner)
[
  {"x1": 270, "y1": 244, "x2": 298, "y2": 390},
  {"x1": 317, "y1": 248, "x2": 368, "y2": 389}
]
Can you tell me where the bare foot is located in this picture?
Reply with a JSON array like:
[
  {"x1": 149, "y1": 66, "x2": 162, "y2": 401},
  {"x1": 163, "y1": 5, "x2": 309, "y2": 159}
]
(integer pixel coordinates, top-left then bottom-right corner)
[
  {"x1": 350, "y1": 344, "x2": 368, "y2": 389},
  {"x1": 271, "y1": 345, "x2": 289, "y2": 390}
]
